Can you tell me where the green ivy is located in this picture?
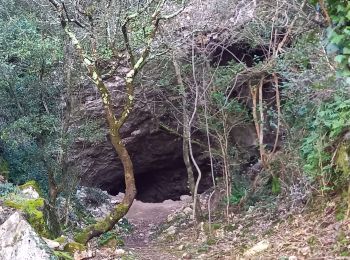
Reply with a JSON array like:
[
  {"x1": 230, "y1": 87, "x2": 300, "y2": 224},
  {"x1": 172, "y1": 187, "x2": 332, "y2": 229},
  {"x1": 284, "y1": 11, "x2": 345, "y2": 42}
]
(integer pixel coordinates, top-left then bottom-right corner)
[
  {"x1": 301, "y1": 95, "x2": 350, "y2": 188},
  {"x1": 329, "y1": 1, "x2": 350, "y2": 68},
  {"x1": 313, "y1": 1, "x2": 350, "y2": 78}
]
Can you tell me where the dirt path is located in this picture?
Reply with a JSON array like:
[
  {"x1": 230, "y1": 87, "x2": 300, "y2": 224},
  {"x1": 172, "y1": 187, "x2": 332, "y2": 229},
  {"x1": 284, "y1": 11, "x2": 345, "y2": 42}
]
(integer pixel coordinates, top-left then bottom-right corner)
[{"x1": 124, "y1": 199, "x2": 186, "y2": 259}]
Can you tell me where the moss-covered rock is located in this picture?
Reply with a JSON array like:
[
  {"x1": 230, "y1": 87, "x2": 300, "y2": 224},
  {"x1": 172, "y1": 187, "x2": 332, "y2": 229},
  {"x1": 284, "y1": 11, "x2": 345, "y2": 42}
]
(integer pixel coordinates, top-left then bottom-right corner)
[
  {"x1": 63, "y1": 242, "x2": 86, "y2": 253},
  {"x1": 4, "y1": 195, "x2": 50, "y2": 237},
  {"x1": 19, "y1": 180, "x2": 42, "y2": 197}
]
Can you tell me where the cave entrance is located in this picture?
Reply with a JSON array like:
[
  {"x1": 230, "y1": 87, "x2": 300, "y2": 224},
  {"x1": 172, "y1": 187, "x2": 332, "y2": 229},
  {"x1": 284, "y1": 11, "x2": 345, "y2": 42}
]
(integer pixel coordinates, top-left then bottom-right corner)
[
  {"x1": 209, "y1": 42, "x2": 267, "y2": 67},
  {"x1": 107, "y1": 160, "x2": 213, "y2": 203}
]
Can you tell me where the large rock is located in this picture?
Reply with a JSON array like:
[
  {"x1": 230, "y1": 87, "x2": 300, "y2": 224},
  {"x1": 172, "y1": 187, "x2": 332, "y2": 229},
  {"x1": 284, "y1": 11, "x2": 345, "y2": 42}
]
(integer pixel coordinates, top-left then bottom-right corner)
[{"x1": 0, "y1": 212, "x2": 56, "y2": 260}]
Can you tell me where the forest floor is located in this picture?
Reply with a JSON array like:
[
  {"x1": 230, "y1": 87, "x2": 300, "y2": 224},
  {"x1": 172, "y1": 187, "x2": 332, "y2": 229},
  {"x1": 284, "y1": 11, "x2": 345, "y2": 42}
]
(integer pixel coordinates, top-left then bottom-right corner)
[{"x1": 88, "y1": 192, "x2": 350, "y2": 260}]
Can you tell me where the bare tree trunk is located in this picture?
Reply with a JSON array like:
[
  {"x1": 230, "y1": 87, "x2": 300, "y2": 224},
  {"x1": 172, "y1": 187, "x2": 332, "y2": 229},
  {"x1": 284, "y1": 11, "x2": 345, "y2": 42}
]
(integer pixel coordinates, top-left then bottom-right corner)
[
  {"x1": 258, "y1": 77, "x2": 266, "y2": 167},
  {"x1": 172, "y1": 54, "x2": 201, "y2": 221},
  {"x1": 43, "y1": 167, "x2": 61, "y2": 238},
  {"x1": 272, "y1": 73, "x2": 281, "y2": 154},
  {"x1": 189, "y1": 40, "x2": 204, "y2": 222},
  {"x1": 250, "y1": 78, "x2": 267, "y2": 168}
]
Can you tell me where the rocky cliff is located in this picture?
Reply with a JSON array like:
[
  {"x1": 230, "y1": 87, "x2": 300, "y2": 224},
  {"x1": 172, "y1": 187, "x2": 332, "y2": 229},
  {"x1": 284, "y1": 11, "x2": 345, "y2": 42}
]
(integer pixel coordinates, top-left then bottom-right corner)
[{"x1": 73, "y1": 69, "x2": 212, "y2": 202}]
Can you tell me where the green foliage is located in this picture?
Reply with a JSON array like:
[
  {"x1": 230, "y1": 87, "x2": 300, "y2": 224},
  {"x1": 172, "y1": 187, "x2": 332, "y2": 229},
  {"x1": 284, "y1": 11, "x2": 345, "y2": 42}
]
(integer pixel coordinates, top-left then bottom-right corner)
[
  {"x1": 53, "y1": 251, "x2": 73, "y2": 260},
  {"x1": 117, "y1": 218, "x2": 133, "y2": 234},
  {"x1": 213, "y1": 61, "x2": 245, "y2": 90},
  {"x1": 229, "y1": 177, "x2": 247, "y2": 205},
  {"x1": 0, "y1": 182, "x2": 18, "y2": 197},
  {"x1": 324, "y1": 0, "x2": 350, "y2": 77},
  {"x1": 63, "y1": 242, "x2": 86, "y2": 253},
  {"x1": 271, "y1": 176, "x2": 281, "y2": 194},
  {"x1": 208, "y1": 61, "x2": 249, "y2": 133},
  {"x1": 301, "y1": 95, "x2": 350, "y2": 188},
  {"x1": 0, "y1": 5, "x2": 64, "y2": 192},
  {"x1": 98, "y1": 230, "x2": 124, "y2": 247}
]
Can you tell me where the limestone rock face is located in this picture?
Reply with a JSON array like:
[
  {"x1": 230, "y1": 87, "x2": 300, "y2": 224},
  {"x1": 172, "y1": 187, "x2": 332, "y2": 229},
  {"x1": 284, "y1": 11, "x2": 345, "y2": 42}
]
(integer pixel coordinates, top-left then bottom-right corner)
[{"x1": 0, "y1": 212, "x2": 56, "y2": 260}]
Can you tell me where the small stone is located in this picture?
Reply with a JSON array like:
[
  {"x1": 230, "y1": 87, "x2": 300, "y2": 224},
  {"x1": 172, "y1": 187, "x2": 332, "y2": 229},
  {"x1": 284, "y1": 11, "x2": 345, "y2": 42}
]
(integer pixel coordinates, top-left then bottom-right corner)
[
  {"x1": 215, "y1": 229, "x2": 225, "y2": 239},
  {"x1": 178, "y1": 213, "x2": 186, "y2": 219},
  {"x1": 182, "y1": 252, "x2": 192, "y2": 259},
  {"x1": 167, "y1": 214, "x2": 175, "y2": 222},
  {"x1": 178, "y1": 244, "x2": 185, "y2": 250},
  {"x1": 300, "y1": 246, "x2": 310, "y2": 256},
  {"x1": 166, "y1": 226, "x2": 177, "y2": 235},
  {"x1": 42, "y1": 237, "x2": 60, "y2": 249},
  {"x1": 288, "y1": 256, "x2": 298, "y2": 260},
  {"x1": 243, "y1": 240, "x2": 270, "y2": 257},
  {"x1": 183, "y1": 207, "x2": 192, "y2": 215},
  {"x1": 115, "y1": 248, "x2": 126, "y2": 256},
  {"x1": 110, "y1": 199, "x2": 119, "y2": 204},
  {"x1": 74, "y1": 249, "x2": 94, "y2": 260}
]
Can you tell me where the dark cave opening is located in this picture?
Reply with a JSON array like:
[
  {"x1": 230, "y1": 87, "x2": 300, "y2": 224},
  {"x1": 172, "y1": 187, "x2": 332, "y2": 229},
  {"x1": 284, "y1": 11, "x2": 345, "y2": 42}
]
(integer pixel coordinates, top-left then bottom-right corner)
[
  {"x1": 210, "y1": 42, "x2": 267, "y2": 67},
  {"x1": 104, "y1": 157, "x2": 213, "y2": 203}
]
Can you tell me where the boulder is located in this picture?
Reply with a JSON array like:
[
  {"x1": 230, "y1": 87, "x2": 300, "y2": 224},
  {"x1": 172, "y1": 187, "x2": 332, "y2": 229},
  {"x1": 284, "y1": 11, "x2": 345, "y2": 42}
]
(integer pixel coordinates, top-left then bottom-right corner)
[{"x1": 0, "y1": 212, "x2": 56, "y2": 260}]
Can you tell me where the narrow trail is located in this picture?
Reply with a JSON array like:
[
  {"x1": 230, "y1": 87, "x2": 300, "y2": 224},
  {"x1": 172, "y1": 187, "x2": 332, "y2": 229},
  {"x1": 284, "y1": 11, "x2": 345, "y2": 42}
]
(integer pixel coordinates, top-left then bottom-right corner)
[{"x1": 124, "y1": 199, "x2": 186, "y2": 260}]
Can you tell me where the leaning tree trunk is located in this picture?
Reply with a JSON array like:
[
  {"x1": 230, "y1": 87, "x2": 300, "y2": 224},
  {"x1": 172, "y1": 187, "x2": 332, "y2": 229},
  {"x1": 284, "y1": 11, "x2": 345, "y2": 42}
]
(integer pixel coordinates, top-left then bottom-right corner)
[
  {"x1": 74, "y1": 68, "x2": 137, "y2": 245},
  {"x1": 74, "y1": 131, "x2": 136, "y2": 244},
  {"x1": 47, "y1": 0, "x2": 183, "y2": 244}
]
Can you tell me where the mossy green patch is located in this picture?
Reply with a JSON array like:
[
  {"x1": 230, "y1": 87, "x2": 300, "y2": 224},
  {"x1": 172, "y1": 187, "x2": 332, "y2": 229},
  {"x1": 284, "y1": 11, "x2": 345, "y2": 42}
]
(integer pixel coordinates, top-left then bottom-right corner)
[
  {"x1": 74, "y1": 230, "x2": 91, "y2": 245},
  {"x1": 63, "y1": 242, "x2": 86, "y2": 253},
  {"x1": 98, "y1": 230, "x2": 124, "y2": 247},
  {"x1": 54, "y1": 251, "x2": 73, "y2": 260},
  {"x1": 4, "y1": 195, "x2": 50, "y2": 237},
  {"x1": 54, "y1": 236, "x2": 67, "y2": 244}
]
